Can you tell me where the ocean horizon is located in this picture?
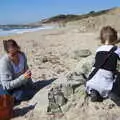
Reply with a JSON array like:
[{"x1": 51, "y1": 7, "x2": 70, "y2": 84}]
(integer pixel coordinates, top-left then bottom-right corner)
[{"x1": 0, "y1": 26, "x2": 54, "y2": 37}]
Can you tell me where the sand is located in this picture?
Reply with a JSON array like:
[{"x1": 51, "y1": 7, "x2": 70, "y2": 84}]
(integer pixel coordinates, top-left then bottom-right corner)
[{"x1": 1, "y1": 22, "x2": 120, "y2": 120}]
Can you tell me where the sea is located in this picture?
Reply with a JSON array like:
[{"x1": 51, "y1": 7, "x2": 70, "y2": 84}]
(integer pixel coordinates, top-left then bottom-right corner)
[{"x1": 0, "y1": 26, "x2": 54, "y2": 37}]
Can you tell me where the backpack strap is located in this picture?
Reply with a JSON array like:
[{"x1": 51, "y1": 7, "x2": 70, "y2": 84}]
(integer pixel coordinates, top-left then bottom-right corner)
[{"x1": 87, "y1": 46, "x2": 117, "y2": 80}]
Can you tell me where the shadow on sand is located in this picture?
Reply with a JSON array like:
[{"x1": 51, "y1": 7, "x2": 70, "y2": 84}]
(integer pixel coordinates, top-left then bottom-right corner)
[
  {"x1": 32, "y1": 78, "x2": 56, "y2": 97},
  {"x1": 13, "y1": 103, "x2": 37, "y2": 118},
  {"x1": 13, "y1": 78, "x2": 56, "y2": 118}
]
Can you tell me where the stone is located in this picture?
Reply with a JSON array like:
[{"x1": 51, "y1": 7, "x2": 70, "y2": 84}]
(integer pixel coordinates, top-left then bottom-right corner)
[
  {"x1": 73, "y1": 55, "x2": 94, "y2": 75},
  {"x1": 67, "y1": 72, "x2": 86, "y2": 85},
  {"x1": 47, "y1": 86, "x2": 67, "y2": 114},
  {"x1": 73, "y1": 49, "x2": 92, "y2": 60},
  {"x1": 42, "y1": 56, "x2": 49, "y2": 63},
  {"x1": 61, "y1": 84, "x2": 74, "y2": 98}
]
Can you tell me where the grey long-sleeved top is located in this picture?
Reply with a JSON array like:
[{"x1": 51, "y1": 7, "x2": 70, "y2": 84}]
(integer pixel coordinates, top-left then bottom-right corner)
[{"x1": 0, "y1": 52, "x2": 30, "y2": 90}]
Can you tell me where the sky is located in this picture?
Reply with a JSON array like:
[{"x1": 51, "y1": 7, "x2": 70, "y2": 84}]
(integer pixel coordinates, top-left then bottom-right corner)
[{"x1": 0, "y1": 0, "x2": 120, "y2": 24}]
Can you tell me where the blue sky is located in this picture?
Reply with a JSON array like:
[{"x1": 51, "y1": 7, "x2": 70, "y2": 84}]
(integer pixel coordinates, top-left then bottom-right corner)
[{"x1": 0, "y1": 0, "x2": 120, "y2": 24}]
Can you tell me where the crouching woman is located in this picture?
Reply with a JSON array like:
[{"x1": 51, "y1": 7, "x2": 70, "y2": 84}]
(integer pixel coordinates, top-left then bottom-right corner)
[{"x1": 0, "y1": 39, "x2": 33, "y2": 103}]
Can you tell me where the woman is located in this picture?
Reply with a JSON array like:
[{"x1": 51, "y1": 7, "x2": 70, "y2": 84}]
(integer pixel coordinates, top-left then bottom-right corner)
[{"x1": 0, "y1": 39, "x2": 33, "y2": 103}]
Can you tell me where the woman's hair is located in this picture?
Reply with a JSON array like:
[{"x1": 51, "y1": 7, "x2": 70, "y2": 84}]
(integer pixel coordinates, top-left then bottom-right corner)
[
  {"x1": 3, "y1": 39, "x2": 20, "y2": 53},
  {"x1": 100, "y1": 26, "x2": 118, "y2": 44}
]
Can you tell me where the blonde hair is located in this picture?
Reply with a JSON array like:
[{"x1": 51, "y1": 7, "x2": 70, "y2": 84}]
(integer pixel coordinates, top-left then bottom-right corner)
[{"x1": 100, "y1": 26, "x2": 118, "y2": 44}]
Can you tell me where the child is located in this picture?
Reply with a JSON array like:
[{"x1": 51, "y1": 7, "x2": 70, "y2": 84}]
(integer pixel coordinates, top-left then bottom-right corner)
[{"x1": 86, "y1": 26, "x2": 120, "y2": 102}]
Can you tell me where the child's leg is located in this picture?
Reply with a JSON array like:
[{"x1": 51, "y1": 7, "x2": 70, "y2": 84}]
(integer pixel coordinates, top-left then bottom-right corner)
[
  {"x1": 90, "y1": 89, "x2": 103, "y2": 102},
  {"x1": 109, "y1": 92, "x2": 120, "y2": 106}
]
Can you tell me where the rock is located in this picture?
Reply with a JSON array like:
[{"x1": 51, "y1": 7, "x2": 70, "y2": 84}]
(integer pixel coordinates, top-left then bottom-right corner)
[
  {"x1": 73, "y1": 49, "x2": 92, "y2": 60},
  {"x1": 65, "y1": 56, "x2": 95, "y2": 91},
  {"x1": 46, "y1": 71, "x2": 85, "y2": 115},
  {"x1": 41, "y1": 55, "x2": 61, "y2": 64},
  {"x1": 42, "y1": 56, "x2": 49, "y2": 63},
  {"x1": 56, "y1": 68, "x2": 65, "y2": 74},
  {"x1": 73, "y1": 55, "x2": 94, "y2": 75},
  {"x1": 47, "y1": 86, "x2": 67, "y2": 114},
  {"x1": 59, "y1": 84, "x2": 120, "y2": 120},
  {"x1": 67, "y1": 72, "x2": 86, "y2": 85},
  {"x1": 61, "y1": 84, "x2": 74, "y2": 98}
]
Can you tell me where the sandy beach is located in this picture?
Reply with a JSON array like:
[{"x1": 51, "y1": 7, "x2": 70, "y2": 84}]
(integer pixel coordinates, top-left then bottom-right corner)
[
  {"x1": 1, "y1": 11, "x2": 120, "y2": 119},
  {"x1": 0, "y1": 26, "x2": 99, "y2": 80},
  {"x1": 1, "y1": 0, "x2": 120, "y2": 118}
]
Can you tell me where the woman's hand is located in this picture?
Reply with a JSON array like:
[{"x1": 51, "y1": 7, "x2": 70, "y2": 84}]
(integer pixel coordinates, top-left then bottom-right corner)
[{"x1": 23, "y1": 70, "x2": 32, "y2": 79}]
